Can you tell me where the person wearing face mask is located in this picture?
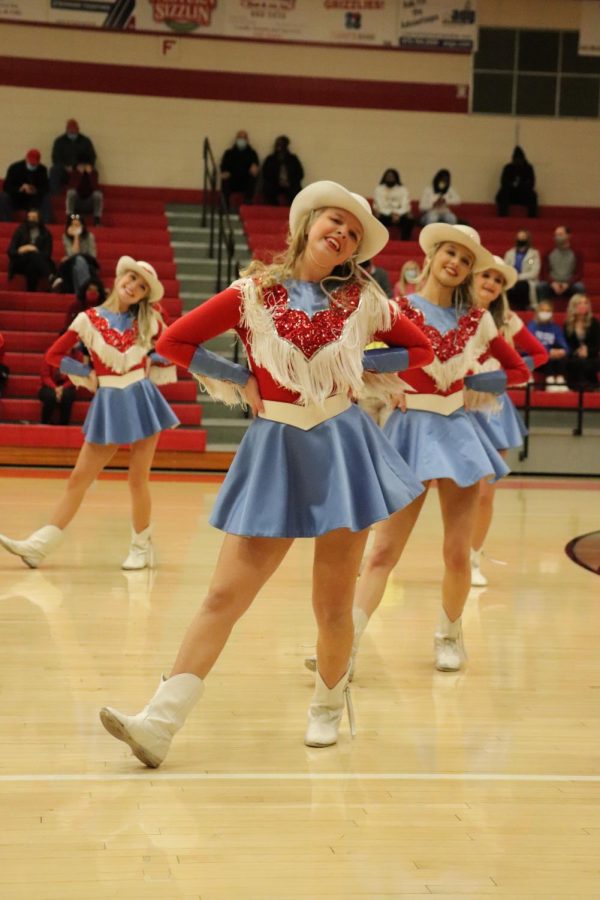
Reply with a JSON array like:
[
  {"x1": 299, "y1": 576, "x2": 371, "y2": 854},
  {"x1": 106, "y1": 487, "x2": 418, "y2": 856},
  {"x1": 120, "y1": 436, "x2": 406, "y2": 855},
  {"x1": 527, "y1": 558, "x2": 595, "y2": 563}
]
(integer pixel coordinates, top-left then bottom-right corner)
[
  {"x1": 7, "y1": 208, "x2": 55, "y2": 292},
  {"x1": 261, "y1": 135, "x2": 304, "y2": 206},
  {"x1": 0, "y1": 149, "x2": 51, "y2": 223},
  {"x1": 53, "y1": 214, "x2": 104, "y2": 304},
  {"x1": 527, "y1": 300, "x2": 569, "y2": 388},
  {"x1": 372, "y1": 168, "x2": 414, "y2": 241},
  {"x1": 49, "y1": 119, "x2": 97, "y2": 195},
  {"x1": 66, "y1": 155, "x2": 103, "y2": 226},
  {"x1": 219, "y1": 130, "x2": 260, "y2": 208},
  {"x1": 538, "y1": 226, "x2": 585, "y2": 303},
  {"x1": 419, "y1": 169, "x2": 461, "y2": 226},
  {"x1": 0, "y1": 257, "x2": 179, "y2": 572},
  {"x1": 495, "y1": 146, "x2": 538, "y2": 218},
  {"x1": 503, "y1": 229, "x2": 541, "y2": 310},
  {"x1": 563, "y1": 294, "x2": 600, "y2": 390},
  {"x1": 393, "y1": 260, "x2": 422, "y2": 299}
]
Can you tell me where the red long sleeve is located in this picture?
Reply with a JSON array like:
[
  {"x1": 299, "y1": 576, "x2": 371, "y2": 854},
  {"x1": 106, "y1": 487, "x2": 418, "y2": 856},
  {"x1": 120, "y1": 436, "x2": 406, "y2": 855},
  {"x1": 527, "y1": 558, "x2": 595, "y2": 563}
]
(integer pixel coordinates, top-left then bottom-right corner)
[
  {"x1": 513, "y1": 321, "x2": 549, "y2": 368},
  {"x1": 374, "y1": 311, "x2": 434, "y2": 370},
  {"x1": 156, "y1": 287, "x2": 242, "y2": 369},
  {"x1": 488, "y1": 335, "x2": 530, "y2": 386},
  {"x1": 45, "y1": 329, "x2": 80, "y2": 368}
]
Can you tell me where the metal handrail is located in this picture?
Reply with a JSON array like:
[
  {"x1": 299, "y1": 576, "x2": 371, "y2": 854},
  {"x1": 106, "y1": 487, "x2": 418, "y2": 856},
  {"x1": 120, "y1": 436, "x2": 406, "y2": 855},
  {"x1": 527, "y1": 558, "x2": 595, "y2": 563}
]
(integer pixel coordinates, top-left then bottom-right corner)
[{"x1": 202, "y1": 137, "x2": 218, "y2": 256}]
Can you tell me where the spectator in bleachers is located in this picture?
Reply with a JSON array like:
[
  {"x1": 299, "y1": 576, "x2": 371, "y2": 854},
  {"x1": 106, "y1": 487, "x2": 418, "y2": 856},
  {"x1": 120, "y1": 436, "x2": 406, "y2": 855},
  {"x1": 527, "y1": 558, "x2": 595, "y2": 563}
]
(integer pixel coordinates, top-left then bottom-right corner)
[
  {"x1": 220, "y1": 130, "x2": 260, "y2": 208},
  {"x1": 372, "y1": 168, "x2": 414, "y2": 241},
  {"x1": 362, "y1": 259, "x2": 392, "y2": 297},
  {"x1": 66, "y1": 158, "x2": 103, "y2": 226},
  {"x1": 503, "y1": 229, "x2": 541, "y2": 310},
  {"x1": 418, "y1": 169, "x2": 460, "y2": 225},
  {"x1": 393, "y1": 260, "x2": 422, "y2": 299},
  {"x1": 53, "y1": 214, "x2": 104, "y2": 304},
  {"x1": 563, "y1": 294, "x2": 600, "y2": 391},
  {"x1": 0, "y1": 149, "x2": 51, "y2": 223},
  {"x1": 261, "y1": 135, "x2": 304, "y2": 206},
  {"x1": 537, "y1": 226, "x2": 585, "y2": 302},
  {"x1": 495, "y1": 146, "x2": 538, "y2": 218},
  {"x1": 7, "y1": 208, "x2": 56, "y2": 292},
  {"x1": 0, "y1": 330, "x2": 8, "y2": 397},
  {"x1": 38, "y1": 350, "x2": 77, "y2": 426},
  {"x1": 50, "y1": 118, "x2": 97, "y2": 195},
  {"x1": 527, "y1": 300, "x2": 568, "y2": 389}
]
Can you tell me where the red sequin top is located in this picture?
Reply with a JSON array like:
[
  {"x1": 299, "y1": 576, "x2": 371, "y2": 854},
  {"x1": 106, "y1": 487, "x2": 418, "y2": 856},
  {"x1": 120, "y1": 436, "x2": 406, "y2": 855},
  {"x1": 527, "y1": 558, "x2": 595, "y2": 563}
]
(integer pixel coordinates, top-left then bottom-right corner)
[
  {"x1": 396, "y1": 297, "x2": 530, "y2": 395},
  {"x1": 158, "y1": 282, "x2": 434, "y2": 404}
]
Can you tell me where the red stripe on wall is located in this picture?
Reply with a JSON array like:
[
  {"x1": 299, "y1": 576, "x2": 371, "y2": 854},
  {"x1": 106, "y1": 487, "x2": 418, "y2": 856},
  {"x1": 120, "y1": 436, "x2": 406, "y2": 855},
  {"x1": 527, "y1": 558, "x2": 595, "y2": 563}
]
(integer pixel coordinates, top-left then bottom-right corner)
[{"x1": 0, "y1": 55, "x2": 467, "y2": 113}]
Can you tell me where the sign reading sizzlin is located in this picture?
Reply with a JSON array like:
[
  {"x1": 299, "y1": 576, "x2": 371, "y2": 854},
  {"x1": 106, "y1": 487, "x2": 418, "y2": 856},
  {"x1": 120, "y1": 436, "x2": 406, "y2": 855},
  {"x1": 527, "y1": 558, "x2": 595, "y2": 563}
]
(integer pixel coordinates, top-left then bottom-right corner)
[{"x1": 148, "y1": 0, "x2": 217, "y2": 29}]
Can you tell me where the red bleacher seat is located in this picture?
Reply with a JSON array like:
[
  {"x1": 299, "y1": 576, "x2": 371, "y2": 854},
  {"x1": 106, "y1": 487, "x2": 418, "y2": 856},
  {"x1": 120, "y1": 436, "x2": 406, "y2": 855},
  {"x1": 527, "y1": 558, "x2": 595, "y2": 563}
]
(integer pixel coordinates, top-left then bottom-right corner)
[{"x1": 0, "y1": 184, "x2": 206, "y2": 463}]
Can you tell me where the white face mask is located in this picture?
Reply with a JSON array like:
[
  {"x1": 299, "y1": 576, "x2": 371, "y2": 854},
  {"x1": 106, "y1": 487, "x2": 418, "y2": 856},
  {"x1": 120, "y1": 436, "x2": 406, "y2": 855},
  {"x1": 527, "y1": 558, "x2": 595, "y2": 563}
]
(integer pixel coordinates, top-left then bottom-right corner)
[
  {"x1": 537, "y1": 311, "x2": 552, "y2": 322},
  {"x1": 235, "y1": 138, "x2": 247, "y2": 150}
]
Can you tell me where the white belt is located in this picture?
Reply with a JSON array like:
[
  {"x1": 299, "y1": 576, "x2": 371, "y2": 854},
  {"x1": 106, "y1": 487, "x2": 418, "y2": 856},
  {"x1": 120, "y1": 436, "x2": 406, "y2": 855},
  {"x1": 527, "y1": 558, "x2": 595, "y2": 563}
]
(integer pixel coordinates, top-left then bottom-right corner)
[
  {"x1": 404, "y1": 391, "x2": 464, "y2": 416},
  {"x1": 258, "y1": 395, "x2": 351, "y2": 430},
  {"x1": 98, "y1": 369, "x2": 146, "y2": 389}
]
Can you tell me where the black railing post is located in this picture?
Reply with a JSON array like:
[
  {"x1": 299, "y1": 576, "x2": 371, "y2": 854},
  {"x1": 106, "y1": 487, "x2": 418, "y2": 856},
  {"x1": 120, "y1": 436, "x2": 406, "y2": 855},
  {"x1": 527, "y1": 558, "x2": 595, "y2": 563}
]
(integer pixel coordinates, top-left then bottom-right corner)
[
  {"x1": 574, "y1": 388, "x2": 585, "y2": 436},
  {"x1": 519, "y1": 383, "x2": 531, "y2": 461}
]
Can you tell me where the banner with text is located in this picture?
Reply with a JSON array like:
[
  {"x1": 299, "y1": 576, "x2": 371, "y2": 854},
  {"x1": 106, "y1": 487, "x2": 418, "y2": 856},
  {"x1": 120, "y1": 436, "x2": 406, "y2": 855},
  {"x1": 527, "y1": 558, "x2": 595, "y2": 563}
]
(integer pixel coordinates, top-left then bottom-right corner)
[{"x1": 0, "y1": 0, "x2": 477, "y2": 51}]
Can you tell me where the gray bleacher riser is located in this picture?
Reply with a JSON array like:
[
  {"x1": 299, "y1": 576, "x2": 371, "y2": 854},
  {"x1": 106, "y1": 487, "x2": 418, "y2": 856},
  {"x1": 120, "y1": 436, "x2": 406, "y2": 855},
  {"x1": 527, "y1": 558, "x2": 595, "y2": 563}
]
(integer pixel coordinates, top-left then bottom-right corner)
[{"x1": 200, "y1": 418, "x2": 251, "y2": 444}]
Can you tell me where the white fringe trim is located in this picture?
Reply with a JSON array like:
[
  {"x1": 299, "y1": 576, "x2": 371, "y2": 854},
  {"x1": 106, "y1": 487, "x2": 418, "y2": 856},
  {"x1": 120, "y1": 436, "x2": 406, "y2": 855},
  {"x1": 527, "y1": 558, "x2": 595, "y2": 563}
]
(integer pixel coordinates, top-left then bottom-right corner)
[
  {"x1": 149, "y1": 364, "x2": 177, "y2": 385},
  {"x1": 70, "y1": 311, "x2": 152, "y2": 375},
  {"x1": 193, "y1": 374, "x2": 248, "y2": 409},
  {"x1": 237, "y1": 278, "x2": 392, "y2": 407},
  {"x1": 423, "y1": 309, "x2": 498, "y2": 392},
  {"x1": 66, "y1": 372, "x2": 97, "y2": 393},
  {"x1": 359, "y1": 371, "x2": 414, "y2": 404},
  {"x1": 463, "y1": 387, "x2": 501, "y2": 413}
]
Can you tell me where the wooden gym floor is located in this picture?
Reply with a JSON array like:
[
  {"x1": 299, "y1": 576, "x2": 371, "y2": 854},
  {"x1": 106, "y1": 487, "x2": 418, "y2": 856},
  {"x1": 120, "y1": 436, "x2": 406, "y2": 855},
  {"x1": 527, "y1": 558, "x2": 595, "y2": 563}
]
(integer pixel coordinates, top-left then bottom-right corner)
[{"x1": 0, "y1": 470, "x2": 598, "y2": 899}]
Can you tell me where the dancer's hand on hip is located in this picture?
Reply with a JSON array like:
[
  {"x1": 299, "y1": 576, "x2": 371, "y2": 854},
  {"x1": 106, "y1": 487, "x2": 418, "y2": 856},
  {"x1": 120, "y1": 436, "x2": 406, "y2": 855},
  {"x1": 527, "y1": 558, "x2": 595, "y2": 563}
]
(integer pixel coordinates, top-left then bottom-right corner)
[{"x1": 242, "y1": 374, "x2": 264, "y2": 416}]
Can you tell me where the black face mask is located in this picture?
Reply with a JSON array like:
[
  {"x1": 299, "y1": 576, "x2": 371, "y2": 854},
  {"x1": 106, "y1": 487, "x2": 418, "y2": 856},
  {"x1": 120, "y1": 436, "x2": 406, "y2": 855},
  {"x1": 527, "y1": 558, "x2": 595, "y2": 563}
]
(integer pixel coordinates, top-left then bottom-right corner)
[{"x1": 516, "y1": 239, "x2": 528, "y2": 249}]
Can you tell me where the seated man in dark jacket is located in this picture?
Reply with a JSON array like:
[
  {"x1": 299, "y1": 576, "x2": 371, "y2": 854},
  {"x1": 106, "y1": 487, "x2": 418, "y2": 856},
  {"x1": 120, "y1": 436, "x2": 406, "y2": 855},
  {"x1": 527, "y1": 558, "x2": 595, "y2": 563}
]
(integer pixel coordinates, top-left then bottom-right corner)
[
  {"x1": 261, "y1": 136, "x2": 304, "y2": 206},
  {"x1": 495, "y1": 146, "x2": 538, "y2": 218},
  {"x1": 7, "y1": 208, "x2": 55, "y2": 292},
  {"x1": 0, "y1": 149, "x2": 51, "y2": 222},
  {"x1": 50, "y1": 118, "x2": 97, "y2": 194}
]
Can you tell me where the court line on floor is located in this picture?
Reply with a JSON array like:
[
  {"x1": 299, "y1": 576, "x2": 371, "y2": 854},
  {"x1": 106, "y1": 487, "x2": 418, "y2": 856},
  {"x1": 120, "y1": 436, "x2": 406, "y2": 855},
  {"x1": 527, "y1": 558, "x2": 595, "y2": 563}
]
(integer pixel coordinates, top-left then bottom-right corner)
[{"x1": 0, "y1": 772, "x2": 599, "y2": 783}]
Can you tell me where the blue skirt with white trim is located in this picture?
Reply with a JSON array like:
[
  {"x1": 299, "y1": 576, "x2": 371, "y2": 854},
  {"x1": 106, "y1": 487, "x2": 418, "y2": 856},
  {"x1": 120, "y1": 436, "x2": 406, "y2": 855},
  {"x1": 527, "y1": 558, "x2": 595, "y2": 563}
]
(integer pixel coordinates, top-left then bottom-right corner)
[
  {"x1": 83, "y1": 379, "x2": 180, "y2": 445},
  {"x1": 383, "y1": 406, "x2": 509, "y2": 486},
  {"x1": 209, "y1": 403, "x2": 425, "y2": 538},
  {"x1": 469, "y1": 393, "x2": 527, "y2": 451}
]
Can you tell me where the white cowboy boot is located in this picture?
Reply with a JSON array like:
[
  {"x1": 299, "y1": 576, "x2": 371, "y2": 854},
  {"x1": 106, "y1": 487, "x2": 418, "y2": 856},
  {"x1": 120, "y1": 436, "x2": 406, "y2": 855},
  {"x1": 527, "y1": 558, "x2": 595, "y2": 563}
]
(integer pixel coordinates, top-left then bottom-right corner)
[
  {"x1": 304, "y1": 607, "x2": 369, "y2": 681},
  {"x1": 99, "y1": 673, "x2": 204, "y2": 768},
  {"x1": 0, "y1": 525, "x2": 63, "y2": 569},
  {"x1": 470, "y1": 548, "x2": 488, "y2": 587},
  {"x1": 434, "y1": 609, "x2": 468, "y2": 672},
  {"x1": 122, "y1": 525, "x2": 155, "y2": 570},
  {"x1": 304, "y1": 666, "x2": 355, "y2": 748}
]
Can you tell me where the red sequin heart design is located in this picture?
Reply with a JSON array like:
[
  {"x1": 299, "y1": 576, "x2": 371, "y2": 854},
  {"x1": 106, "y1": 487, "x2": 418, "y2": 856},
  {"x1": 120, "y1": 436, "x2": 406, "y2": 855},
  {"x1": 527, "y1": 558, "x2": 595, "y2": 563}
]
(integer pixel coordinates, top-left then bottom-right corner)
[
  {"x1": 87, "y1": 307, "x2": 139, "y2": 352},
  {"x1": 399, "y1": 297, "x2": 484, "y2": 363},
  {"x1": 263, "y1": 283, "x2": 361, "y2": 360}
]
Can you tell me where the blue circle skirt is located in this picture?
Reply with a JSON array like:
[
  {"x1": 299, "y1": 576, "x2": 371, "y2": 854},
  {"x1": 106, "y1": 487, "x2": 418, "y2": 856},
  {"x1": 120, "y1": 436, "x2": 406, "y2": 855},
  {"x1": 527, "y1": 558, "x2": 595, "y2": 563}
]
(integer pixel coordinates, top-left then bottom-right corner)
[
  {"x1": 209, "y1": 403, "x2": 425, "y2": 538},
  {"x1": 384, "y1": 406, "x2": 509, "y2": 486},
  {"x1": 83, "y1": 379, "x2": 180, "y2": 445}
]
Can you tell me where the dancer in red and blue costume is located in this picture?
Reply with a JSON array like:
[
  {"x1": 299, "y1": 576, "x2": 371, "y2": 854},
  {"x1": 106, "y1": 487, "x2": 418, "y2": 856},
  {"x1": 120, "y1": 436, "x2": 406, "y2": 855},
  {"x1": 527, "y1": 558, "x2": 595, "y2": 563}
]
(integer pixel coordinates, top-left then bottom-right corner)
[
  {"x1": 344, "y1": 224, "x2": 531, "y2": 675},
  {"x1": 99, "y1": 180, "x2": 434, "y2": 768},
  {"x1": 467, "y1": 255, "x2": 548, "y2": 586},
  {"x1": 0, "y1": 257, "x2": 178, "y2": 571}
]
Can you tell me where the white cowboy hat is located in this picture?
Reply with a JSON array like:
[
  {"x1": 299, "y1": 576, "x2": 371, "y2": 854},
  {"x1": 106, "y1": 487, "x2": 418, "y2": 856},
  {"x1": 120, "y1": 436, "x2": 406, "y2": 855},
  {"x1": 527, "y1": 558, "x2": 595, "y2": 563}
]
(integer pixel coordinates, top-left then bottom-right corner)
[
  {"x1": 474, "y1": 254, "x2": 518, "y2": 290},
  {"x1": 115, "y1": 256, "x2": 164, "y2": 303},
  {"x1": 289, "y1": 180, "x2": 389, "y2": 263},
  {"x1": 419, "y1": 223, "x2": 495, "y2": 271}
]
